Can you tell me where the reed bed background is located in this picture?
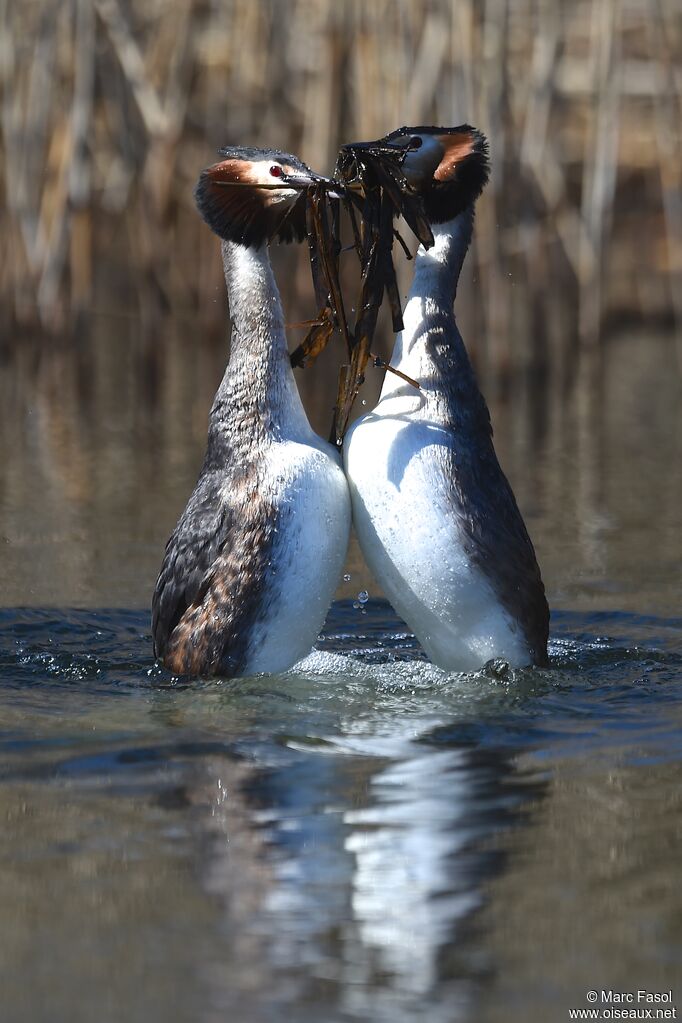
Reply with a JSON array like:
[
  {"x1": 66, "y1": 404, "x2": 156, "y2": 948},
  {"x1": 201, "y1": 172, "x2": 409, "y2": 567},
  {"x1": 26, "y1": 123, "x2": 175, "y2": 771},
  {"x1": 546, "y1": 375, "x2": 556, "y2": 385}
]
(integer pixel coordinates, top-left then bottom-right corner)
[{"x1": 1, "y1": 0, "x2": 681, "y2": 385}]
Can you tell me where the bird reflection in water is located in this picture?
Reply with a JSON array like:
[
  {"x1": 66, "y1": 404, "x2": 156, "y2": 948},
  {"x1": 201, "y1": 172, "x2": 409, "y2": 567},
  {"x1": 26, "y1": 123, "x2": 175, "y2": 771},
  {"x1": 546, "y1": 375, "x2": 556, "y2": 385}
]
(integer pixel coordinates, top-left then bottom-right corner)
[{"x1": 178, "y1": 695, "x2": 546, "y2": 1022}]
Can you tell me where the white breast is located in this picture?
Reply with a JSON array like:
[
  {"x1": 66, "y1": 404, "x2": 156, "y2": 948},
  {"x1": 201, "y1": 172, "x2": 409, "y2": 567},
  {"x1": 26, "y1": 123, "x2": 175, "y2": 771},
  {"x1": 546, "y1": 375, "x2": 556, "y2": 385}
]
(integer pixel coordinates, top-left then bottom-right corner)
[
  {"x1": 245, "y1": 439, "x2": 351, "y2": 674},
  {"x1": 344, "y1": 406, "x2": 529, "y2": 671}
]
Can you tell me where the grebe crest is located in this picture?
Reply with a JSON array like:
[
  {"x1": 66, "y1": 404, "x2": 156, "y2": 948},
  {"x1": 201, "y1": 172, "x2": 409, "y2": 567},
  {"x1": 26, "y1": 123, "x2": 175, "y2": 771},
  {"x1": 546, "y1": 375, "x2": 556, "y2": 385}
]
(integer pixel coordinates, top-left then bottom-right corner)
[{"x1": 194, "y1": 146, "x2": 319, "y2": 248}]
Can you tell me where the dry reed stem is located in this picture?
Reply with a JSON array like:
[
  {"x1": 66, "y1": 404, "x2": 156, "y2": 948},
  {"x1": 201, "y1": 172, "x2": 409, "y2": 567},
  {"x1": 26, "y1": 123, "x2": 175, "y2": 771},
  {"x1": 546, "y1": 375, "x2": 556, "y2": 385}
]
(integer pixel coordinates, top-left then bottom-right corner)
[{"x1": 0, "y1": 0, "x2": 679, "y2": 383}]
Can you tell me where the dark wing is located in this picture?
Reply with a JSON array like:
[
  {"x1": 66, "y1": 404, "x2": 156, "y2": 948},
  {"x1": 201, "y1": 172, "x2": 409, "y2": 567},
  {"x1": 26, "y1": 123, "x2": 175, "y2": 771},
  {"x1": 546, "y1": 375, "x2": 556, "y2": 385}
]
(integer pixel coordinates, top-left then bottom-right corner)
[
  {"x1": 152, "y1": 460, "x2": 282, "y2": 676},
  {"x1": 427, "y1": 322, "x2": 550, "y2": 665},
  {"x1": 452, "y1": 437, "x2": 549, "y2": 665},
  {"x1": 151, "y1": 471, "x2": 233, "y2": 659}
]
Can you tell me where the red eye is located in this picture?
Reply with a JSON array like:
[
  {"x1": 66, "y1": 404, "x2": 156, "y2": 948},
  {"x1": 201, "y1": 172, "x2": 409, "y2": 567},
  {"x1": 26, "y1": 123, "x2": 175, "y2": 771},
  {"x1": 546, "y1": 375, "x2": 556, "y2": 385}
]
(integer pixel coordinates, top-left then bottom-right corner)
[
  {"x1": 408, "y1": 136, "x2": 423, "y2": 150},
  {"x1": 269, "y1": 164, "x2": 283, "y2": 178}
]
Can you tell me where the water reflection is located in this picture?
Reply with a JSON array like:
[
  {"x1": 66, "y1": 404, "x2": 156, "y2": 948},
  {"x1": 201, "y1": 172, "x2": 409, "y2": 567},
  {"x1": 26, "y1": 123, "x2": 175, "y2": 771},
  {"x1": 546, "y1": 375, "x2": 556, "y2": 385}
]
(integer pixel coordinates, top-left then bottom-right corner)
[
  {"x1": 172, "y1": 677, "x2": 548, "y2": 1023},
  {"x1": 1, "y1": 319, "x2": 680, "y2": 615},
  {"x1": 343, "y1": 748, "x2": 483, "y2": 1021},
  {"x1": 0, "y1": 604, "x2": 681, "y2": 1021}
]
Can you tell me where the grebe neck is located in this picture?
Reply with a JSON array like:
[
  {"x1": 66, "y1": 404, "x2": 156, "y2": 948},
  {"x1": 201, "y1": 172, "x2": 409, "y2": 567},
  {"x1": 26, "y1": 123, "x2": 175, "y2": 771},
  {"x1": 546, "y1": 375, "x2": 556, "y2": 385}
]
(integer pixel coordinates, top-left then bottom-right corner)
[
  {"x1": 206, "y1": 241, "x2": 308, "y2": 457},
  {"x1": 380, "y1": 207, "x2": 475, "y2": 403},
  {"x1": 408, "y1": 206, "x2": 474, "y2": 310}
]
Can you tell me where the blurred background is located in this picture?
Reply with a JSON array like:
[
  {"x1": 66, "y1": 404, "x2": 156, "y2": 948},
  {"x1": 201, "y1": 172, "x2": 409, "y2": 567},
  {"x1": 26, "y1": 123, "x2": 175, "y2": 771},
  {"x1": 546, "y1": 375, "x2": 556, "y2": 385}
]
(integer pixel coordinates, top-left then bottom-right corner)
[
  {"x1": 1, "y1": 7, "x2": 682, "y2": 1021},
  {"x1": 1, "y1": 0, "x2": 681, "y2": 609}
]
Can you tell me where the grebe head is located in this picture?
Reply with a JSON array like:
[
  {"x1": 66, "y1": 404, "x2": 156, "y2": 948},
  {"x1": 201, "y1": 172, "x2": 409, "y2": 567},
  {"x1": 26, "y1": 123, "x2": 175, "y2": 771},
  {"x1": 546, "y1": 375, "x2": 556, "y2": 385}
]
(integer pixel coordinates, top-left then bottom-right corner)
[
  {"x1": 194, "y1": 146, "x2": 322, "y2": 247},
  {"x1": 341, "y1": 125, "x2": 490, "y2": 224}
]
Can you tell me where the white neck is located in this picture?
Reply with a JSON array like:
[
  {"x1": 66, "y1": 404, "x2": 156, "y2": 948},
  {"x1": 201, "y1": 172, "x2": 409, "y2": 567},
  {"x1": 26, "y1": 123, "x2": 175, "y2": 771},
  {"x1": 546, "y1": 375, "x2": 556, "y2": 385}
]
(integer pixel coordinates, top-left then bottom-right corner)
[
  {"x1": 222, "y1": 240, "x2": 287, "y2": 362},
  {"x1": 212, "y1": 241, "x2": 310, "y2": 439},
  {"x1": 379, "y1": 209, "x2": 473, "y2": 403}
]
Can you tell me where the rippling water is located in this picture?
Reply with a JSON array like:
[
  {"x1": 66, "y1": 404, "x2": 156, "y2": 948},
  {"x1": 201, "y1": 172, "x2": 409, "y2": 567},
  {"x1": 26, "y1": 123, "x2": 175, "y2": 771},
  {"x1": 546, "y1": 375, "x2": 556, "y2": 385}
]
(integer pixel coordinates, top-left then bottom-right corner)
[{"x1": 1, "y1": 600, "x2": 681, "y2": 1023}]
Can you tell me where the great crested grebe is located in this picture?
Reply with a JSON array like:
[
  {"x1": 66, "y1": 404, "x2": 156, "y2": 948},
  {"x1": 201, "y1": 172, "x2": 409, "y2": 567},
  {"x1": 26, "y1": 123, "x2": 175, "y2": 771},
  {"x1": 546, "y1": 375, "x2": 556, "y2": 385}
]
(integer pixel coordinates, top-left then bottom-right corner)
[
  {"x1": 152, "y1": 147, "x2": 351, "y2": 677},
  {"x1": 344, "y1": 125, "x2": 549, "y2": 670}
]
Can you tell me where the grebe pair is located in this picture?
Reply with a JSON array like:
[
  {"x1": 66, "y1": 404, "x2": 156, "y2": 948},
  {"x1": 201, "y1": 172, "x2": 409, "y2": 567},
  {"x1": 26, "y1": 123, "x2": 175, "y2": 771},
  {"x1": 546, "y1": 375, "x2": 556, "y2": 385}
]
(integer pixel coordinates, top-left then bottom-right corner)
[{"x1": 152, "y1": 129, "x2": 549, "y2": 677}]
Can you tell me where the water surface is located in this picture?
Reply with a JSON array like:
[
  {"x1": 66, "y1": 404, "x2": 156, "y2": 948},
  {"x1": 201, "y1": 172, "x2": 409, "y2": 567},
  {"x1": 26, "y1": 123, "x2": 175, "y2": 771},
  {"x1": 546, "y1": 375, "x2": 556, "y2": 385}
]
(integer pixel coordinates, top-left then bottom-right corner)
[
  {"x1": 1, "y1": 322, "x2": 681, "y2": 1022},
  {"x1": 0, "y1": 602, "x2": 681, "y2": 1023}
]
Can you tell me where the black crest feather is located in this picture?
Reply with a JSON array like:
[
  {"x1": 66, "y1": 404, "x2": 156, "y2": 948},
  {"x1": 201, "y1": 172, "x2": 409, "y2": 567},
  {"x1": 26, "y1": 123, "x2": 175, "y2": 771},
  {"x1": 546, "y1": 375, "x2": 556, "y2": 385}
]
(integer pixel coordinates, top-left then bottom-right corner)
[
  {"x1": 194, "y1": 146, "x2": 312, "y2": 247},
  {"x1": 383, "y1": 124, "x2": 490, "y2": 223}
]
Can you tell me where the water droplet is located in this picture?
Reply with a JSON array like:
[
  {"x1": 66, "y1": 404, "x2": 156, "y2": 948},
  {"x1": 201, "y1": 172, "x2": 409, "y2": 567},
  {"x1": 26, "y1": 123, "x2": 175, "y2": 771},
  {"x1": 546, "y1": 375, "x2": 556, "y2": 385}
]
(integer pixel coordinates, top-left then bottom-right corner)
[
  {"x1": 343, "y1": 573, "x2": 351, "y2": 582},
  {"x1": 357, "y1": 590, "x2": 369, "y2": 604},
  {"x1": 352, "y1": 601, "x2": 360, "y2": 610},
  {"x1": 361, "y1": 399, "x2": 367, "y2": 406}
]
